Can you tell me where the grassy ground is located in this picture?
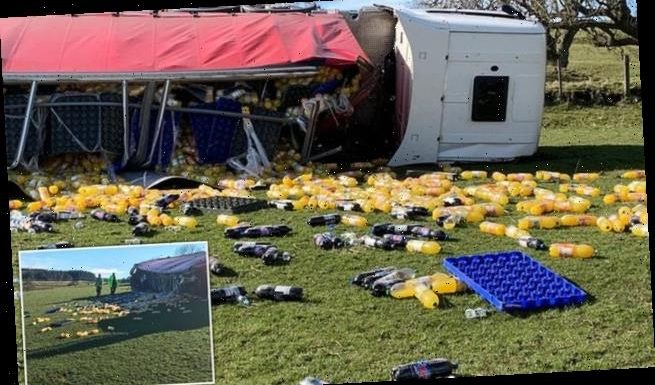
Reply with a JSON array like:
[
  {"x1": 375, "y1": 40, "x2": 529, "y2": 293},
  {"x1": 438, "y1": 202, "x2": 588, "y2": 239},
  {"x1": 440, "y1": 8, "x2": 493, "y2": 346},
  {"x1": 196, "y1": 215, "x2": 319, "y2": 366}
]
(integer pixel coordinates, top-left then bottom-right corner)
[
  {"x1": 10, "y1": 102, "x2": 653, "y2": 384},
  {"x1": 545, "y1": 32, "x2": 641, "y2": 94},
  {"x1": 19, "y1": 283, "x2": 213, "y2": 385}
]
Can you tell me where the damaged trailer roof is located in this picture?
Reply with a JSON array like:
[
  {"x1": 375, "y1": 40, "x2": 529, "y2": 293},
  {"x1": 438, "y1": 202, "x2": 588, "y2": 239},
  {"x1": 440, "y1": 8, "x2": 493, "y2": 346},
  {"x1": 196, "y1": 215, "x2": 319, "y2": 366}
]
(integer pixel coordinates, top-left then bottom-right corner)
[{"x1": 0, "y1": 11, "x2": 370, "y2": 82}]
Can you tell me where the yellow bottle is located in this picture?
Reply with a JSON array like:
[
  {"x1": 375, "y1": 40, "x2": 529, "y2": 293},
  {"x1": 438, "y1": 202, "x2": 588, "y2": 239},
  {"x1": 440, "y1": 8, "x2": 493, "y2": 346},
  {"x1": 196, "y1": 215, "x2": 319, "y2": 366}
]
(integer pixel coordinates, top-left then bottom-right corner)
[
  {"x1": 48, "y1": 185, "x2": 59, "y2": 195},
  {"x1": 627, "y1": 181, "x2": 646, "y2": 193},
  {"x1": 507, "y1": 173, "x2": 534, "y2": 182},
  {"x1": 465, "y1": 210, "x2": 485, "y2": 223},
  {"x1": 414, "y1": 283, "x2": 440, "y2": 309},
  {"x1": 431, "y1": 274, "x2": 467, "y2": 294},
  {"x1": 529, "y1": 200, "x2": 555, "y2": 215},
  {"x1": 560, "y1": 214, "x2": 598, "y2": 227},
  {"x1": 216, "y1": 214, "x2": 240, "y2": 227},
  {"x1": 159, "y1": 214, "x2": 174, "y2": 227},
  {"x1": 505, "y1": 225, "x2": 531, "y2": 239},
  {"x1": 341, "y1": 214, "x2": 368, "y2": 227},
  {"x1": 631, "y1": 224, "x2": 649, "y2": 237},
  {"x1": 475, "y1": 203, "x2": 505, "y2": 217},
  {"x1": 147, "y1": 214, "x2": 162, "y2": 226},
  {"x1": 389, "y1": 276, "x2": 432, "y2": 299},
  {"x1": 292, "y1": 196, "x2": 309, "y2": 210},
  {"x1": 38, "y1": 186, "x2": 51, "y2": 201},
  {"x1": 573, "y1": 173, "x2": 600, "y2": 182},
  {"x1": 621, "y1": 170, "x2": 646, "y2": 179},
  {"x1": 492, "y1": 171, "x2": 506, "y2": 181},
  {"x1": 406, "y1": 240, "x2": 441, "y2": 255},
  {"x1": 9, "y1": 200, "x2": 23, "y2": 210},
  {"x1": 26, "y1": 201, "x2": 44, "y2": 213},
  {"x1": 549, "y1": 243, "x2": 594, "y2": 259},
  {"x1": 175, "y1": 216, "x2": 198, "y2": 229},
  {"x1": 609, "y1": 215, "x2": 625, "y2": 232},
  {"x1": 596, "y1": 216, "x2": 612, "y2": 232},
  {"x1": 479, "y1": 221, "x2": 506, "y2": 236},
  {"x1": 575, "y1": 185, "x2": 601, "y2": 197},
  {"x1": 459, "y1": 170, "x2": 487, "y2": 180},
  {"x1": 603, "y1": 193, "x2": 619, "y2": 205},
  {"x1": 518, "y1": 216, "x2": 559, "y2": 230}
]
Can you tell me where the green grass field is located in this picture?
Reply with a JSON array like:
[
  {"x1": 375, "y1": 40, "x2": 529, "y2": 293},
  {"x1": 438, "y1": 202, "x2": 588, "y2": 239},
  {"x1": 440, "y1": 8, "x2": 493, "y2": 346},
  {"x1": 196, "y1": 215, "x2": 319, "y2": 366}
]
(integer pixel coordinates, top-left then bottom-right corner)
[
  {"x1": 19, "y1": 283, "x2": 213, "y2": 385},
  {"x1": 545, "y1": 32, "x2": 641, "y2": 94},
  {"x1": 11, "y1": 101, "x2": 653, "y2": 384}
]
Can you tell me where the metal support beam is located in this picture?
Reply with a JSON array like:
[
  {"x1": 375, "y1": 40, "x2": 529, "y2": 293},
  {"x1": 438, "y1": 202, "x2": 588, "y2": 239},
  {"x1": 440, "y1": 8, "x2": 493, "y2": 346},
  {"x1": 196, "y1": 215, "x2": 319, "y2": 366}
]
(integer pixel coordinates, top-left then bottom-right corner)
[
  {"x1": 133, "y1": 82, "x2": 157, "y2": 166},
  {"x1": 301, "y1": 101, "x2": 321, "y2": 162},
  {"x1": 10, "y1": 81, "x2": 38, "y2": 169},
  {"x1": 146, "y1": 79, "x2": 171, "y2": 167},
  {"x1": 121, "y1": 80, "x2": 129, "y2": 167}
]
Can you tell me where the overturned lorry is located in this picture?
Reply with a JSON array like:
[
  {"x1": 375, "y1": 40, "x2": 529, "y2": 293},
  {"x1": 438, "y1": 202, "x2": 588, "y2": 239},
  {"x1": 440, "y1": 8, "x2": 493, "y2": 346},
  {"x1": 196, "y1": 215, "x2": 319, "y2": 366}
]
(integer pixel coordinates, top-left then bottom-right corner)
[{"x1": 1, "y1": 5, "x2": 546, "y2": 178}]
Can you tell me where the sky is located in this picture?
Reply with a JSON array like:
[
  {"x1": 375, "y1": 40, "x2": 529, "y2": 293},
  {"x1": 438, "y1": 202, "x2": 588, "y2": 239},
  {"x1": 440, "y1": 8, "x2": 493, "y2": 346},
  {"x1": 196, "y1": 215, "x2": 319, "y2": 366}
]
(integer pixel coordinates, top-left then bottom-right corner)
[{"x1": 19, "y1": 242, "x2": 207, "y2": 280}]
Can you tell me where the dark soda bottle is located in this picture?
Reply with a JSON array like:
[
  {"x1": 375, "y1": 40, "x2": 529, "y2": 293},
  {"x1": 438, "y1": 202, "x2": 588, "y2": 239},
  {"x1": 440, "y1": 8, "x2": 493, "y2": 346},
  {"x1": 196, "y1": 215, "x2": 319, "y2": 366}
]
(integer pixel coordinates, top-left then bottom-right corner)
[
  {"x1": 31, "y1": 220, "x2": 54, "y2": 233},
  {"x1": 208, "y1": 257, "x2": 225, "y2": 275},
  {"x1": 181, "y1": 203, "x2": 202, "y2": 216},
  {"x1": 128, "y1": 214, "x2": 147, "y2": 226},
  {"x1": 410, "y1": 226, "x2": 450, "y2": 241},
  {"x1": 132, "y1": 222, "x2": 151, "y2": 236},
  {"x1": 90, "y1": 209, "x2": 120, "y2": 223},
  {"x1": 236, "y1": 244, "x2": 275, "y2": 258},
  {"x1": 372, "y1": 223, "x2": 421, "y2": 236},
  {"x1": 269, "y1": 200, "x2": 294, "y2": 210},
  {"x1": 254, "y1": 285, "x2": 303, "y2": 301},
  {"x1": 443, "y1": 196, "x2": 463, "y2": 207},
  {"x1": 38, "y1": 241, "x2": 74, "y2": 250},
  {"x1": 225, "y1": 224, "x2": 252, "y2": 239},
  {"x1": 361, "y1": 269, "x2": 397, "y2": 289},
  {"x1": 382, "y1": 234, "x2": 410, "y2": 248},
  {"x1": 261, "y1": 248, "x2": 292, "y2": 265},
  {"x1": 391, "y1": 359, "x2": 458, "y2": 380},
  {"x1": 155, "y1": 193, "x2": 180, "y2": 208},
  {"x1": 351, "y1": 266, "x2": 396, "y2": 286},
  {"x1": 391, "y1": 207, "x2": 429, "y2": 220},
  {"x1": 336, "y1": 201, "x2": 362, "y2": 212},
  {"x1": 313, "y1": 233, "x2": 344, "y2": 249},
  {"x1": 518, "y1": 236, "x2": 548, "y2": 251},
  {"x1": 243, "y1": 225, "x2": 292, "y2": 238},
  {"x1": 210, "y1": 285, "x2": 250, "y2": 306},
  {"x1": 31, "y1": 211, "x2": 57, "y2": 223},
  {"x1": 307, "y1": 214, "x2": 342, "y2": 227},
  {"x1": 233, "y1": 241, "x2": 272, "y2": 252},
  {"x1": 361, "y1": 235, "x2": 394, "y2": 250}
]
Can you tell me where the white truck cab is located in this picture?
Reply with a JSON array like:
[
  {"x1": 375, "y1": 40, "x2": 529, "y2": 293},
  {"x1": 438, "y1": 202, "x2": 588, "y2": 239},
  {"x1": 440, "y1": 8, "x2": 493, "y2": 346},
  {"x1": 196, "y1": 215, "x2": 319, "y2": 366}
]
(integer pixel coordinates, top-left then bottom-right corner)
[{"x1": 389, "y1": 8, "x2": 547, "y2": 166}]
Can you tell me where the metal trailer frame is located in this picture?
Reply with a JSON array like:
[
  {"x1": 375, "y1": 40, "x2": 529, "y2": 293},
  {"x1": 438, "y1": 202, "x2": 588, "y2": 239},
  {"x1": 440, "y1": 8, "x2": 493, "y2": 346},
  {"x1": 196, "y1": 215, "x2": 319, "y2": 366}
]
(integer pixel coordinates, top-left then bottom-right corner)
[{"x1": 4, "y1": 66, "x2": 329, "y2": 170}]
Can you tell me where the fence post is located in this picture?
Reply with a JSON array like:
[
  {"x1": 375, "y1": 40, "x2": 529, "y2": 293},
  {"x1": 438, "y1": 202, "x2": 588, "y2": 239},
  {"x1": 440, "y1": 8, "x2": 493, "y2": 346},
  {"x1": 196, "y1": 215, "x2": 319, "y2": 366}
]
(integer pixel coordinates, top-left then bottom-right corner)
[
  {"x1": 557, "y1": 57, "x2": 563, "y2": 101},
  {"x1": 623, "y1": 54, "x2": 630, "y2": 97}
]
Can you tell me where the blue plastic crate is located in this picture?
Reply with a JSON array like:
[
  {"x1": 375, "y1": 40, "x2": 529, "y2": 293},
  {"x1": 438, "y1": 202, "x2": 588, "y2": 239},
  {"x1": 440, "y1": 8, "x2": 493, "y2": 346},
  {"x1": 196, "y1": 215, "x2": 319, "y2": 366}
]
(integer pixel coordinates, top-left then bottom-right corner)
[{"x1": 443, "y1": 251, "x2": 588, "y2": 312}]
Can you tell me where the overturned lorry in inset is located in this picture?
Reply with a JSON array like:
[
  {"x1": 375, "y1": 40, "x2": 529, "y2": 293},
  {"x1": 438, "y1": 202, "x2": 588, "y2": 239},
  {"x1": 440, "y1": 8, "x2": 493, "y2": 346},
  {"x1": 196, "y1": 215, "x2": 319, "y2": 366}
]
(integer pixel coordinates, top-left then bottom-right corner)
[{"x1": 1, "y1": 5, "x2": 546, "y2": 183}]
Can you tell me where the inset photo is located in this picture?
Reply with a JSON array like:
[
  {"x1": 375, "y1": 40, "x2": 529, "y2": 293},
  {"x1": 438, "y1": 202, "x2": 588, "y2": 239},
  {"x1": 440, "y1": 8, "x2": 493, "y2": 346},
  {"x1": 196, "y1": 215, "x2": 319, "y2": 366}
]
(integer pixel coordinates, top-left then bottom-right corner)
[{"x1": 18, "y1": 242, "x2": 215, "y2": 385}]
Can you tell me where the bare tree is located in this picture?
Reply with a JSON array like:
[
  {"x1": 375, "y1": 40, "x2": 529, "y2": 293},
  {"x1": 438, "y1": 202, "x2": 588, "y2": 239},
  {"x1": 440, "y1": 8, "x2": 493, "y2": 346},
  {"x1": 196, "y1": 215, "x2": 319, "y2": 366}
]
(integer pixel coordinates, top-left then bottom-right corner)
[
  {"x1": 419, "y1": 0, "x2": 637, "y2": 67},
  {"x1": 174, "y1": 243, "x2": 204, "y2": 256}
]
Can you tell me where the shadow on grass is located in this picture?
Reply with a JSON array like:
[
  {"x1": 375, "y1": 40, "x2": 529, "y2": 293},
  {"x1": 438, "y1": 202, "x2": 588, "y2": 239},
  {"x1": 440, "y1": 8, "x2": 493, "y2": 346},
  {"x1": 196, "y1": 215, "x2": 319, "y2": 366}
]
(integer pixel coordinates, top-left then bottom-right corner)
[
  {"x1": 394, "y1": 145, "x2": 645, "y2": 175},
  {"x1": 26, "y1": 298, "x2": 211, "y2": 360}
]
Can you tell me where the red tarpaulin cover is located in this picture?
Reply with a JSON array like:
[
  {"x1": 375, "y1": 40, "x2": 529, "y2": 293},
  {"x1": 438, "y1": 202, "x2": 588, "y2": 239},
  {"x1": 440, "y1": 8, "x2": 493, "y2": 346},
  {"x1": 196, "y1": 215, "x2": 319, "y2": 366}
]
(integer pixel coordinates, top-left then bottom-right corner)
[{"x1": 0, "y1": 12, "x2": 370, "y2": 74}]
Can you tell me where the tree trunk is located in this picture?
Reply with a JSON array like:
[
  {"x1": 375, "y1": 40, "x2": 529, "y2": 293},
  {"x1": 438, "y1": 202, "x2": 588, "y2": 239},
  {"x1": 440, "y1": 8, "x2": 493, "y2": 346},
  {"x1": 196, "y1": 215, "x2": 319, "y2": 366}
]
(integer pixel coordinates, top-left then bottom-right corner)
[{"x1": 558, "y1": 28, "x2": 579, "y2": 68}]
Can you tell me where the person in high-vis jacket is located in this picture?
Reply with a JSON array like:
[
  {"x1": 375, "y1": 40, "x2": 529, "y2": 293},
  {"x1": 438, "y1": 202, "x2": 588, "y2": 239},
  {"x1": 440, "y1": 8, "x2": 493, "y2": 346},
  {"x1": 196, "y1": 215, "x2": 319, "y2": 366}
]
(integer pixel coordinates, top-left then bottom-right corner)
[{"x1": 109, "y1": 273, "x2": 118, "y2": 295}]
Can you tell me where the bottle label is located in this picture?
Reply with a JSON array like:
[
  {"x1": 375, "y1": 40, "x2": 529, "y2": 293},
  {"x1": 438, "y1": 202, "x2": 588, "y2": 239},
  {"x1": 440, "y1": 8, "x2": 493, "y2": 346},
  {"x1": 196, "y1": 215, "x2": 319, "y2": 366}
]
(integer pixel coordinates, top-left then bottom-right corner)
[
  {"x1": 394, "y1": 225, "x2": 409, "y2": 233},
  {"x1": 559, "y1": 245, "x2": 575, "y2": 257},
  {"x1": 415, "y1": 361, "x2": 430, "y2": 379},
  {"x1": 225, "y1": 286, "x2": 239, "y2": 297},
  {"x1": 276, "y1": 286, "x2": 292, "y2": 295}
]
